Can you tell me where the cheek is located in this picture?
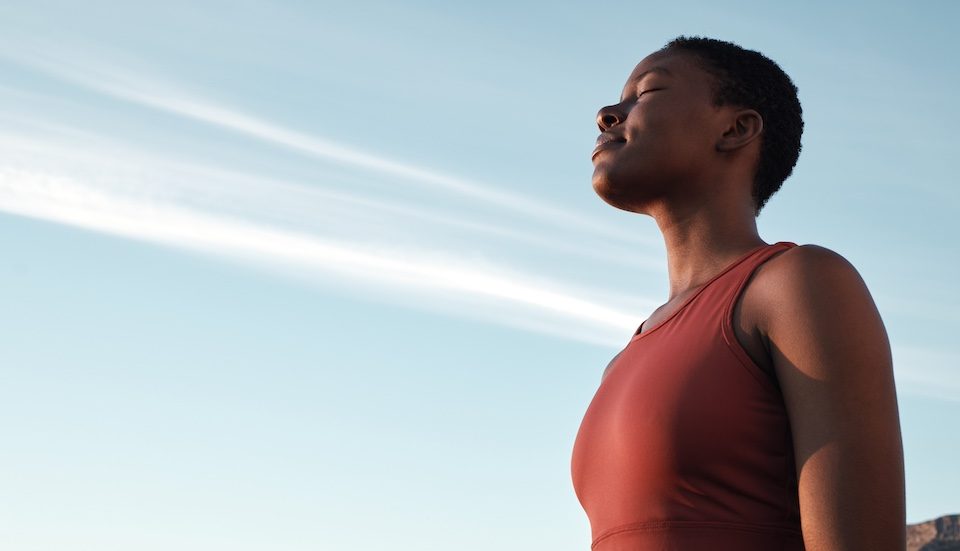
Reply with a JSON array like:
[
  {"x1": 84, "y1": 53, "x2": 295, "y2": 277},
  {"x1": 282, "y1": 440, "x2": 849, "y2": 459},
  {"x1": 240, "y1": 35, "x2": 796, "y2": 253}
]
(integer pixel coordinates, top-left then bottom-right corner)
[{"x1": 625, "y1": 109, "x2": 684, "y2": 152}]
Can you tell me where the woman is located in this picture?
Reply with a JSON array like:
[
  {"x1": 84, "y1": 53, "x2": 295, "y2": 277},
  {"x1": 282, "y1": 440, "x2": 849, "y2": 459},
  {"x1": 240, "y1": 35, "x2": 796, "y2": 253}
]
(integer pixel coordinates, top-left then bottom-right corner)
[{"x1": 570, "y1": 36, "x2": 906, "y2": 550}]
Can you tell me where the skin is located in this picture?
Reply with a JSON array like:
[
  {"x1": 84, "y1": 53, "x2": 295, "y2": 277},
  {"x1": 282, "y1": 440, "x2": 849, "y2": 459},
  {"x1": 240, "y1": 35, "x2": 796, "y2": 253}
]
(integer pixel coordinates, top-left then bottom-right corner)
[{"x1": 593, "y1": 51, "x2": 906, "y2": 550}]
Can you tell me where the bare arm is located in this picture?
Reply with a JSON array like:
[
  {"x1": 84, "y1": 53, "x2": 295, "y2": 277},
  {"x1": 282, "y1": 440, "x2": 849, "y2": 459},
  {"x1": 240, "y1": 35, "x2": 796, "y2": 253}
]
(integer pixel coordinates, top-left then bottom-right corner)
[{"x1": 759, "y1": 245, "x2": 905, "y2": 550}]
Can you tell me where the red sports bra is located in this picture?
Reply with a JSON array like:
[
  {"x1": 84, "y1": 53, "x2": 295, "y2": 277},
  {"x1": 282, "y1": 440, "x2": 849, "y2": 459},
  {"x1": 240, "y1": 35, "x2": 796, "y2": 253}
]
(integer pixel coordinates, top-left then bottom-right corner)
[{"x1": 571, "y1": 242, "x2": 805, "y2": 550}]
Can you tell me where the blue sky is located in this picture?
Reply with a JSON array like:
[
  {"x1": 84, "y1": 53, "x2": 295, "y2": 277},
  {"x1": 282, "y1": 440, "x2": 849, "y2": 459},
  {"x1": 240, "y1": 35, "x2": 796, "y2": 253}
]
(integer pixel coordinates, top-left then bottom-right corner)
[{"x1": 0, "y1": 1, "x2": 957, "y2": 549}]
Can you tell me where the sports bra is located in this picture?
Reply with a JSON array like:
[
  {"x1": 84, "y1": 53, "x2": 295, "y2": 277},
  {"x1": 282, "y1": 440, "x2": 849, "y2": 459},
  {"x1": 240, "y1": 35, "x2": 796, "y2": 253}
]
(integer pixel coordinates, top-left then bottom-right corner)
[{"x1": 570, "y1": 242, "x2": 805, "y2": 550}]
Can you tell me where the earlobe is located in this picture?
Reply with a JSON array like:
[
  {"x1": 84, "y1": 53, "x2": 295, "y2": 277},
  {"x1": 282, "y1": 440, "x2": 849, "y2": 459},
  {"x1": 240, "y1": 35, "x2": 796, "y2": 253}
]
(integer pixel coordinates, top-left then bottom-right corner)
[{"x1": 716, "y1": 109, "x2": 763, "y2": 152}]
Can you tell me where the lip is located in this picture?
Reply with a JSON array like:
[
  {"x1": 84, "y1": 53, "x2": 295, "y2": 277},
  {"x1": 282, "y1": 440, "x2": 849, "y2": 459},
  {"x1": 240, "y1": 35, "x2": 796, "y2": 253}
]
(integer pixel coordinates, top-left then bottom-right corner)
[{"x1": 591, "y1": 136, "x2": 625, "y2": 160}]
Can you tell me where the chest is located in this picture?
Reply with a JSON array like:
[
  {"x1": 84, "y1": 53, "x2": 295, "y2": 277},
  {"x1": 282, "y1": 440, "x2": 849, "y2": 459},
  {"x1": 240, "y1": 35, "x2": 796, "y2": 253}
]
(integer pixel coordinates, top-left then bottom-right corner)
[{"x1": 635, "y1": 278, "x2": 774, "y2": 375}]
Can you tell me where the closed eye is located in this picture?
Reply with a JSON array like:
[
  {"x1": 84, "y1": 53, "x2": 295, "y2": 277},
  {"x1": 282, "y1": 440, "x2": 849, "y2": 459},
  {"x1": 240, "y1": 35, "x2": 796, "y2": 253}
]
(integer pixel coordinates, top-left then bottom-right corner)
[{"x1": 619, "y1": 88, "x2": 664, "y2": 104}]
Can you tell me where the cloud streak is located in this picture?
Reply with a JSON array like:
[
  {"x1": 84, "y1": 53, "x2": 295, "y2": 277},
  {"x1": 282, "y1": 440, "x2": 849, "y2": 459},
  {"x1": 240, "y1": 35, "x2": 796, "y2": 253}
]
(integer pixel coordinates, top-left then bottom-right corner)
[
  {"x1": 0, "y1": 166, "x2": 643, "y2": 347},
  {"x1": 891, "y1": 346, "x2": 960, "y2": 403},
  {"x1": 0, "y1": 47, "x2": 649, "y2": 246},
  {"x1": 0, "y1": 126, "x2": 664, "y2": 273}
]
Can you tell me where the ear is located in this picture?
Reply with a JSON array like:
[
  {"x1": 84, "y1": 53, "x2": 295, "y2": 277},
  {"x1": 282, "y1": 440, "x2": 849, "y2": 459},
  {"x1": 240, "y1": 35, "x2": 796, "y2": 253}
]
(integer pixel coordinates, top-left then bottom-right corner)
[{"x1": 716, "y1": 109, "x2": 763, "y2": 152}]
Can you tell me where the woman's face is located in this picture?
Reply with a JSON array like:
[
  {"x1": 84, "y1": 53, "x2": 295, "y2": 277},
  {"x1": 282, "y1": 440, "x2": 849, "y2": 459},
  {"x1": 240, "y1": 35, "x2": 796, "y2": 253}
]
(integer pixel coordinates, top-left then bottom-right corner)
[{"x1": 591, "y1": 52, "x2": 729, "y2": 213}]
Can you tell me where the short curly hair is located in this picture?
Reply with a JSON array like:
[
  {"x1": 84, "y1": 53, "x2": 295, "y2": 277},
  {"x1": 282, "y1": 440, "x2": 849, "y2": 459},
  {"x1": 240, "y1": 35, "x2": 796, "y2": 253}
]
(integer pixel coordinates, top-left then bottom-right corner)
[{"x1": 658, "y1": 36, "x2": 803, "y2": 214}]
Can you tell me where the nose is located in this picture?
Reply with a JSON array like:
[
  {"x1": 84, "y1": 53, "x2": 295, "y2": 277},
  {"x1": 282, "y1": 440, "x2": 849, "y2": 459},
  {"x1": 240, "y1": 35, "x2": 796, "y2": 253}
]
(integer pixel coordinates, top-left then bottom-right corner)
[{"x1": 596, "y1": 104, "x2": 625, "y2": 132}]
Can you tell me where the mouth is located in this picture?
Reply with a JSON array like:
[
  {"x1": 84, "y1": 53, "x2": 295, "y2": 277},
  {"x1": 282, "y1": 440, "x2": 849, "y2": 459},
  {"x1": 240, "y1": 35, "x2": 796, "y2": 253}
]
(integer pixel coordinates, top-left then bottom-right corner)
[{"x1": 591, "y1": 134, "x2": 626, "y2": 161}]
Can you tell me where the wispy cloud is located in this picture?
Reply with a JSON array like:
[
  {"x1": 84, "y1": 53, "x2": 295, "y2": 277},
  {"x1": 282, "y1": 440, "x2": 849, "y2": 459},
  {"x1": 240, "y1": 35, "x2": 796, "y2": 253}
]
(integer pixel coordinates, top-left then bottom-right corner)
[
  {"x1": 0, "y1": 166, "x2": 645, "y2": 347},
  {"x1": 0, "y1": 125, "x2": 664, "y2": 273},
  {"x1": 892, "y1": 346, "x2": 960, "y2": 403},
  {"x1": 0, "y1": 41, "x2": 670, "y2": 347},
  {"x1": 0, "y1": 46, "x2": 651, "y2": 246}
]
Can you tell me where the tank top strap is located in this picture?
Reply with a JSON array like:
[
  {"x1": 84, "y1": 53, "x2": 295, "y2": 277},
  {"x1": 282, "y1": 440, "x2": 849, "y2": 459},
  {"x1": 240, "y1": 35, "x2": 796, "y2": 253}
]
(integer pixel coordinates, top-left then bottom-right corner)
[
  {"x1": 711, "y1": 241, "x2": 797, "y2": 383},
  {"x1": 695, "y1": 242, "x2": 798, "y2": 306},
  {"x1": 708, "y1": 241, "x2": 797, "y2": 317},
  {"x1": 724, "y1": 242, "x2": 796, "y2": 292}
]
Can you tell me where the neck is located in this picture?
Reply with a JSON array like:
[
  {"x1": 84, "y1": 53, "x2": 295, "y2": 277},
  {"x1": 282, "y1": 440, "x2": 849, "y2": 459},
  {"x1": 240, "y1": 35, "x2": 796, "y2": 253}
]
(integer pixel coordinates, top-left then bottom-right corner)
[{"x1": 651, "y1": 195, "x2": 765, "y2": 299}]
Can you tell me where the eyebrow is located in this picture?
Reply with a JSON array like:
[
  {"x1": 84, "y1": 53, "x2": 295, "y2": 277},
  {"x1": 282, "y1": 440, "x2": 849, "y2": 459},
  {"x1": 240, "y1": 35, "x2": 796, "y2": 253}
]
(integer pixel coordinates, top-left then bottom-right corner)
[{"x1": 620, "y1": 66, "x2": 672, "y2": 102}]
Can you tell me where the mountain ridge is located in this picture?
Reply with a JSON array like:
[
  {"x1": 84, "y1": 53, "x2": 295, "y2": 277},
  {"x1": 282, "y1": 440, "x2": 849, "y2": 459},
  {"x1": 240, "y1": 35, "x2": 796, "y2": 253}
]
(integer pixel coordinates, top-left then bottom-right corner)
[{"x1": 907, "y1": 514, "x2": 960, "y2": 551}]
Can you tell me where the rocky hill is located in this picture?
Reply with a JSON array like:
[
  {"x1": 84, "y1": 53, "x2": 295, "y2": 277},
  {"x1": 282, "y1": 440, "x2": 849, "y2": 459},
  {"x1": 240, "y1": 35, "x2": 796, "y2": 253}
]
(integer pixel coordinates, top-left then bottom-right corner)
[{"x1": 907, "y1": 514, "x2": 960, "y2": 551}]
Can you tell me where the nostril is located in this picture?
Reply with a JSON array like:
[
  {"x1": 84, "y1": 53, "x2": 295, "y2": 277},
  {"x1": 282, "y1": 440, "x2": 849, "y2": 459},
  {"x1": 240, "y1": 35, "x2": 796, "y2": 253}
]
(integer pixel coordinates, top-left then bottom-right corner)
[{"x1": 598, "y1": 112, "x2": 621, "y2": 131}]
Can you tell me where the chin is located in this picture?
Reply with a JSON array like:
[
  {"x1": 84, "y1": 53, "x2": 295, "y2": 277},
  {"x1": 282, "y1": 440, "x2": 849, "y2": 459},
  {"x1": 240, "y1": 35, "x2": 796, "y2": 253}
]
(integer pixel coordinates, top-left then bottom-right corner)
[
  {"x1": 593, "y1": 181, "x2": 646, "y2": 214},
  {"x1": 592, "y1": 167, "x2": 650, "y2": 214}
]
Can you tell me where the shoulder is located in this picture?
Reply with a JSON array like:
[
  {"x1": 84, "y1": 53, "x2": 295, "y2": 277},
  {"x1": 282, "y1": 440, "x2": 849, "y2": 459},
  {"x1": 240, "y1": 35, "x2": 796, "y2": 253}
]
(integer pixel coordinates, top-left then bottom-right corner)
[
  {"x1": 749, "y1": 244, "x2": 870, "y2": 329},
  {"x1": 759, "y1": 243, "x2": 862, "y2": 289},
  {"x1": 743, "y1": 243, "x2": 890, "y2": 382},
  {"x1": 749, "y1": 243, "x2": 891, "y2": 398}
]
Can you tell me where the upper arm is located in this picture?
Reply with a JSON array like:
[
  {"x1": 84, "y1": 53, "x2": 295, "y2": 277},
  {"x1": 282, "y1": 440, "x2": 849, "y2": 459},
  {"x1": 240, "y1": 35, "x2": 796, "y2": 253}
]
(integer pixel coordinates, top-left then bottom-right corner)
[{"x1": 758, "y1": 245, "x2": 905, "y2": 550}]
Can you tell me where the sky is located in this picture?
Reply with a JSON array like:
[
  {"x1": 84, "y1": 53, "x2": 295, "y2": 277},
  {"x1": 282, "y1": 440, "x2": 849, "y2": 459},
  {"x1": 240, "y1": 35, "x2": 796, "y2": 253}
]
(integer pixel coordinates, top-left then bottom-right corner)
[{"x1": 0, "y1": 1, "x2": 957, "y2": 549}]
